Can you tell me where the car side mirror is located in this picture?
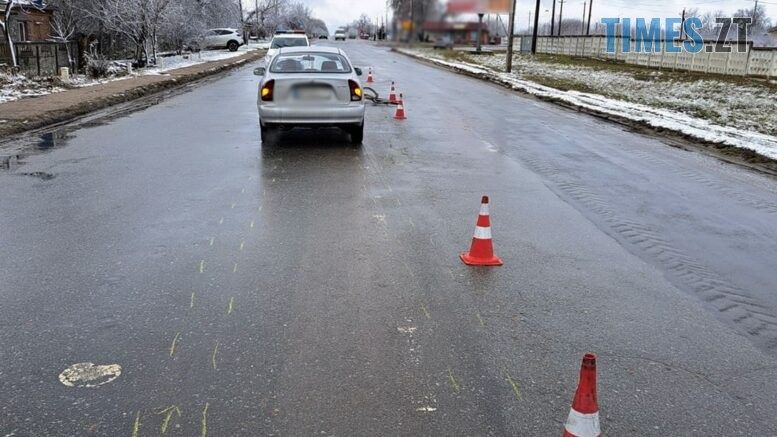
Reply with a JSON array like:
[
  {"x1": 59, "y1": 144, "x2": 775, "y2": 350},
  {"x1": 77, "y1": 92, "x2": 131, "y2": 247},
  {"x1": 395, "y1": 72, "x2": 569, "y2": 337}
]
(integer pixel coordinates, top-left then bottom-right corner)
[
  {"x1": 354, "y1": 67, "x2": 362, "y2": 76},
  {"x1": 253, "y1": 67, "x2": 266, "y2": 76}
]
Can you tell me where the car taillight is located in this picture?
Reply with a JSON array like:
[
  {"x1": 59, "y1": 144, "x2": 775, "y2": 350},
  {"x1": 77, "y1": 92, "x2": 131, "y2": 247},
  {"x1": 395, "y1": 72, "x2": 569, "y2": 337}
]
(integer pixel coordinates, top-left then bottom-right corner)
[
  {"x1": 348, "y1": 80, "x2": 362, "y2": 101},
  {"x1": 261, "y1": 80, "x2": 274, "y2": 102}
]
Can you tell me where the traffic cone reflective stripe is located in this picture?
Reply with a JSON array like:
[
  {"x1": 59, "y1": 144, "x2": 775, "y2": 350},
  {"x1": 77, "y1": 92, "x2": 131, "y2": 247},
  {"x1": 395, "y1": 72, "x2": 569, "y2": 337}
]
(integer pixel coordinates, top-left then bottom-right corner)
[
  {"x1": 563, "y1": 353, "x2": 601, "y2": 437},
  {"x1": 389, "y1": 81, "x2": 397, "y2": 103},
  {"x1": 394, "y1": 94, "x2": 407, "y2": 120},
  {"x1": 460, "y1": 196, "x2": 503, "y2": 266}
]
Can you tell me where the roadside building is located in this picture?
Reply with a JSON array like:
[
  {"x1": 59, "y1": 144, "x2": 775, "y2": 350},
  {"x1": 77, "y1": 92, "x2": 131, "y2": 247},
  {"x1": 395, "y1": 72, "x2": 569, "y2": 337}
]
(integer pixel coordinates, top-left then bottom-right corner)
[
  {"x1": 0, "y1": 0, "x2": 55, "y2": 43},
  {"x1": 422, "y1": 21, "x2": 490, "y2": 45}
]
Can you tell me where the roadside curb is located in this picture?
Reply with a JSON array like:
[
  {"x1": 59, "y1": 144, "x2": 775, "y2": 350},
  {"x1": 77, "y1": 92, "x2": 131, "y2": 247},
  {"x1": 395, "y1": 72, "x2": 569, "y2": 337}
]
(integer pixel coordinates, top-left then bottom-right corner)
[
  {"x1": 0, "y1": 50, "x2": 265, "y2": 140},
  {"x1": 392, "y1": 48, "x2": 777, "y2": 176}
]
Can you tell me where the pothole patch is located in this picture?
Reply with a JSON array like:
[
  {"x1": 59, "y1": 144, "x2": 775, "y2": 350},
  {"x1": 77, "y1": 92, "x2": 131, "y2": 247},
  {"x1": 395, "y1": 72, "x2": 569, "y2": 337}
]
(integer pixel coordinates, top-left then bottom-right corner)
[{"x1": 58, "y1": 362, "x2": 122, "y2": 388}]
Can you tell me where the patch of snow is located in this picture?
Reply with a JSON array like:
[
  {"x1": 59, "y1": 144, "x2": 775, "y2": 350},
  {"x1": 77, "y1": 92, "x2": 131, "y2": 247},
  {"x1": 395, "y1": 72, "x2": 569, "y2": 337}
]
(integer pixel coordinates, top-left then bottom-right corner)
[{"x1": 399, "y1": 48, "x2": 777, "y2": 161}]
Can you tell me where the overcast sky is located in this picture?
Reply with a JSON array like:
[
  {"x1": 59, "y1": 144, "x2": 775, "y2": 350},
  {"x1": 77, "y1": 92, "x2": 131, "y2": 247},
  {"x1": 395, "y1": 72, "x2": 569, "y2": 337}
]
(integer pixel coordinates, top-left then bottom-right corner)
[{"x1": 257, "y1": 0, "x2": 777, "y2": 33}]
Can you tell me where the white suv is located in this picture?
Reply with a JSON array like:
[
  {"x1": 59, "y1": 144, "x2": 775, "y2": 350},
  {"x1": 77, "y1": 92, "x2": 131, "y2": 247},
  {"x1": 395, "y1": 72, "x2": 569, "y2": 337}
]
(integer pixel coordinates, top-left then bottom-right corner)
[
  {"x1": 266, "y1": 31, "x2": 309, "y2": 61},
  {"x1": 202, "y1": 28, "x2": 244, "y2": 51}
]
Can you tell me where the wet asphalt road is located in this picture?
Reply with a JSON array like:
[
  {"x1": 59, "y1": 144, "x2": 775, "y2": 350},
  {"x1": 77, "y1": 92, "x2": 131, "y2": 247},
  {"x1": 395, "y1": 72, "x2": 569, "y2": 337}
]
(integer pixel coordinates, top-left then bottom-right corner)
[{"x1": 1, "y1": 40, "x2": 777, "y2": 436}]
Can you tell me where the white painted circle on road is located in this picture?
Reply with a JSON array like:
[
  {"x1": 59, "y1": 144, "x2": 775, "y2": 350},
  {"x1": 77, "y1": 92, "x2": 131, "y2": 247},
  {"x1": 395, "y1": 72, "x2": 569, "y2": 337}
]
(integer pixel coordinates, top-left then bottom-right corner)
[{"x1": 58, "y1": 362, "x2": 122, "y2": 388}]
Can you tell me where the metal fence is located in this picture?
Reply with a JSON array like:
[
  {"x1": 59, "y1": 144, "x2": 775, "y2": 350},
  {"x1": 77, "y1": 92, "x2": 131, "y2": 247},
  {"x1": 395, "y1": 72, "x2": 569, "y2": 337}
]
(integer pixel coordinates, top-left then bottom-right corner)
[
  {"x1": 0, "y1": 41, "x2": 78, "y2": 76},
  {"x1": 514, "y1": 35, "x2": 777, "y2": 78}
]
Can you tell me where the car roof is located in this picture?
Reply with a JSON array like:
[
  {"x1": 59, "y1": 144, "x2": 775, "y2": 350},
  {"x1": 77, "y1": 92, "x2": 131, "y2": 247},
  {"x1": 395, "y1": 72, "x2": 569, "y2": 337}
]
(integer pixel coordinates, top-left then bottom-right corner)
[
  {"x1": 277, "y1": 46, "x2": 342, "y2": 55},
  {"x1": 210, "y1": 28, "x2": 237, "y2": 31},
  {"x1": 272, "y1": 33, "x2": 308, "y2": 39}
]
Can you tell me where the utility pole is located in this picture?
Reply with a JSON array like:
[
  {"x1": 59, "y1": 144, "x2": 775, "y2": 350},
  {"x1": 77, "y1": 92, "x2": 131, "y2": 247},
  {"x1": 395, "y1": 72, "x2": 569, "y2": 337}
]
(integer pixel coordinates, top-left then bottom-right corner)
[
  {"x1": 531, "y1": 0, "x2": 541, "y2": 53},
  {"x1": 551, "y1": 0, "x2": 557, "y2": 35},
  {"x1": 581, "y1": 2, "x2": 586, "y2": 34},
  {"x1": 506, "y1": 0, "x2": 517, "y2": 72},
  {"x1": 558, "y1": 0, "x2": 564, "y2": 36},
  {"x1": 477, "y1": 13, "x2": 484, "y2": 52},
  {"x1": 586, "y1": 0, "x2": 593, "y2": 35},
  {"x1": 681, "y1": 8, "x2": 686, "y2": 40},
  {"x1": 753, "y1": 0, "x2": 759, "y2": 28}
]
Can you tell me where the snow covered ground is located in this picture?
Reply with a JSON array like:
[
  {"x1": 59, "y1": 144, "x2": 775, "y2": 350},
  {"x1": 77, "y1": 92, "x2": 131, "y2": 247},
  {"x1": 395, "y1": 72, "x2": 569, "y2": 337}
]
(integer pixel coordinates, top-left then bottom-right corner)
[
  {"x1": 0, "y1": 42, "x2": 268, "y2": 104},
  {"x1": 0, "y1": 73, "x2": 65, "y2": 104},
  {"x1": 399, "y1": 48, "x2": 777, "y2": 161}
]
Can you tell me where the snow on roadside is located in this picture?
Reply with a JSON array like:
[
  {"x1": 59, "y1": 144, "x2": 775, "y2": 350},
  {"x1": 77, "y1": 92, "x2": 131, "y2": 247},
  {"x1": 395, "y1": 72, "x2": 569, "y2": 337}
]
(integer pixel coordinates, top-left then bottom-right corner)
[
  {"x1": 0, "y1": 73, "x2": 65, "y2": 104},
  {"x1": 398, "y1": 48, "x2": 777, "y2": 161}
]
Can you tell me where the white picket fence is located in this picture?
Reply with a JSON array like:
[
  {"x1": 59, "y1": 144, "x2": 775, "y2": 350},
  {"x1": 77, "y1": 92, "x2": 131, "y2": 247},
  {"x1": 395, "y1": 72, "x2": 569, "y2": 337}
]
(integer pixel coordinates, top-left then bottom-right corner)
[{"x1": 514, "y1": 35, "x2": 777, "y2": 78}]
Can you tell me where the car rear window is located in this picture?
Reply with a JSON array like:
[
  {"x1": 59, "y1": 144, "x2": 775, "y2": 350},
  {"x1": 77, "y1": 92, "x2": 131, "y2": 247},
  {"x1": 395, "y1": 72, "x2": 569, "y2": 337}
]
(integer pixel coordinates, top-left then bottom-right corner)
[
  {"x1": 271, "y1": 37, "x2": 308, "y2": 49},
  {"x1": 270, "y1": 53, "x2": 352, "y2": 74}
]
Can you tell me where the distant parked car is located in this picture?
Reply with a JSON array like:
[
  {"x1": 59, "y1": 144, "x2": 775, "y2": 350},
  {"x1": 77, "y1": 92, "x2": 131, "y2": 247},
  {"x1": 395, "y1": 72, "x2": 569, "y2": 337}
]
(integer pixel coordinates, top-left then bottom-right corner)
[
  {"x1": 433, "y1": 35, "x2": 454, "y2": 50},
  {"x1": 201, "y1": 28, "x2": 243, "y2": 51},
  {"x1": 319, "y1": 35, "x2": 329, "y2": 39},
  {"x1": 266, "y1": 31, "x2": 310, "y2": 62}
]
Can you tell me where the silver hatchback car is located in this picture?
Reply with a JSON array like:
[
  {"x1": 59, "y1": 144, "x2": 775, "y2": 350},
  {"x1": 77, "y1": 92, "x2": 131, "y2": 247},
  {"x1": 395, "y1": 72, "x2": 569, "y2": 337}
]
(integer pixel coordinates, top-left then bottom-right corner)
[{"x1": 254, "y1": 46, "x2": 366, "y2": 145}]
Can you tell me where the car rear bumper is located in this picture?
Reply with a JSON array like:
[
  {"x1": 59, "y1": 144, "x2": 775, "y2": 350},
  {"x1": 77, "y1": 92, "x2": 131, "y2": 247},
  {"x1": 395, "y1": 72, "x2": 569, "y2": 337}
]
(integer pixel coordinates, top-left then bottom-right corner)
[{"x1": 258, "y1": 103, "x2": 365, "y2": 125}]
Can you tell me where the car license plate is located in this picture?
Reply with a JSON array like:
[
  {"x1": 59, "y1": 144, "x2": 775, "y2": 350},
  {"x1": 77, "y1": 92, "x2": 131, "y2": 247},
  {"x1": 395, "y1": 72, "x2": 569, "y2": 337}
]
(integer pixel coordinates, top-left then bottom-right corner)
[{"x1": 295, "y1": 86, "x2": 331, "y2": 101}]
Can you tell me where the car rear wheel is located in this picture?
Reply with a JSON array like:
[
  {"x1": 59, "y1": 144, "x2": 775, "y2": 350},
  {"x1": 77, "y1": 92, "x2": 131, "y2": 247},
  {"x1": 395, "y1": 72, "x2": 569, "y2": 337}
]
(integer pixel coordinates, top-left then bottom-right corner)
[
  {"x1": 348, "y1": 122, "x2": 364, "y2": 146},
  {"x1": 227, "y1": 41, "x2": 239, "y2": 52},
  {"x1": 261, "y1": 124, "x2": 278, "y2": 146}
]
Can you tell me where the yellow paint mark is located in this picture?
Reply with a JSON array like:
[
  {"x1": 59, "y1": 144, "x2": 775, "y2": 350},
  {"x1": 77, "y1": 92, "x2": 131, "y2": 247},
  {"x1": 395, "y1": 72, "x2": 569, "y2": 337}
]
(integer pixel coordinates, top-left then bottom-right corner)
[
  {"x1": 211, "y1": 341, "x2": 219, "y2": 370},
  {"x1": 227, "y1": 297, "x2": 234, "y2": 315},
  {"x1": 169, "y1": 332, "x2": 181, "y2": 357},
  {"x1": 420, "y1": 303, "x2": 431, "y2": 319},
  {"x1": 476, "y1": 313, "x2": 485, "y2": 327},
  {"x1": 448, "y1": 368, "x2": 460, "y2": 393},
  {"x1": 131, "y1": 410, "x2": 141, "y2": 437},
  {"x1": 201, "y1": 402, "x2": 209, "y2": 437},
  {"x1": 233, "y1": 263, "x2": 238, "y2": 273},
  {"x1": 250, "y1": 220, "x2": 255, "y2": 229},
  {"x1": 190, "y1": 292, "x2": 196, "y2": 309},
  {"x1": 241, "y1": 188, "x2": 245, "y2": 193},
  {"x1": 504, "y1": 369, "x2": 521, "y2": 400},
  {"x1": 156, "y1": 405, "x2": 181, "y2": 434},
  {"x1": 219, "y1": 217, "x2": 224, "y2": 225},
  {"x1": 408, "y1": 217, "x2": 415, "y2": 228},
  {"x1": 239, "y1": 241, "x2": 245, "y2": 251},
  {"x1": 231, "y1": 202, "x2": 236, "y2": 209},
  {"x1": 395, "y1": 198, "x2": 402, "y2": 206},
  {"x1": 199, "y1": 260, "x2": 205, "y2": 274},
  {"x1": 258, "y1": 205, "x2": 263, "y2": 212},
  {"x1": 209, "y1": 237, "x2": 214, "y2": 246}
]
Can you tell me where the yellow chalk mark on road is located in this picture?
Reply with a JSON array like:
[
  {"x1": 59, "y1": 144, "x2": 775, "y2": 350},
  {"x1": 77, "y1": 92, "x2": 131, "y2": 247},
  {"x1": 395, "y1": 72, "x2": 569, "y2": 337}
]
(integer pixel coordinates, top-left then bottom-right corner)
[
  {"x1": 420, "y1": 303, "x2": 431, "y2": 319},
  {"x1": 476, "y1": 313, "x2": 485, "y2": 327},
  {"x1": 448, "y1": 368, "x2": 461, "y2": 394},
  {"x1": 395, "y1": 198, "x2": 402, "y2": 207},
  {"x1": 408, "y1": 217, "x2": 415, "y2": 228},
  {"x1": 258, "y1": 205, "x2": 263, "y2": 212},
  {"x1": 241, "y1": 188, "x2": 246, "y2": 194},
  {"x1": 155, "y1": 405, "x2": 181, "y2": 434},
  {"x1": 504, "y1": 369, "x2": 522, "y2": 400},
  {"x1": 250, "y1": 220, "x2": 255, "y2": 229},
  {"x1": 211, "y1": 341, "x2": 220, "y2": 370},
  {"x1": 190, "y1": 292, "x2": 196, "y2": 309},
  {"x1": 199, "y1": 260, "x2": 205, "y2": 273},
  {"x1": 131, "y1": 410, "x2": 141, "y2": 437},
  {"x1": 239, "y1": 241, "x2": 245, "y2": 251},
  {"x1": 227, "y1": 297, "x2": 234, "y2": 315},
  {"x1": 219, "y1": 217, "x2": 224, "y2": 225},
  {"x1": 209, "y1": 237, "x2": 214, "y2": 246},
  {"x1": 169, "y1": 332, "x2": 181, "y2": 357},
  {"x1": 231, "y1": 202, "x2": 236, "y2": 209},
  {"x1": 201, "y1": 402, "x2": 209, "y2": 437},
  {"x1": 233, "y1": 263, "x2": 238, "y2": 273}
]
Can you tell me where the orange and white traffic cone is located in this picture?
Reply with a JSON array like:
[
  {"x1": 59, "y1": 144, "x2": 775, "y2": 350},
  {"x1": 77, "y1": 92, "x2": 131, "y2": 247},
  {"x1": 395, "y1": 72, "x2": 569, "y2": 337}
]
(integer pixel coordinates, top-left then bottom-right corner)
[
  {"x1": 460, "y1": 196, "x2": 503, "y2": 266},
  {"x1": 388, "y1": 81, "x2": 397, "y2": 104},
  {"x1": 394, "y1": 94, "x2": 407, "y2": 120},
  {"x1": 563, "y1": 353, "x2": 601, "y2": 437},
  {"x1": 367, "y1": 68, "x2": 374, "y2": 83}
]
